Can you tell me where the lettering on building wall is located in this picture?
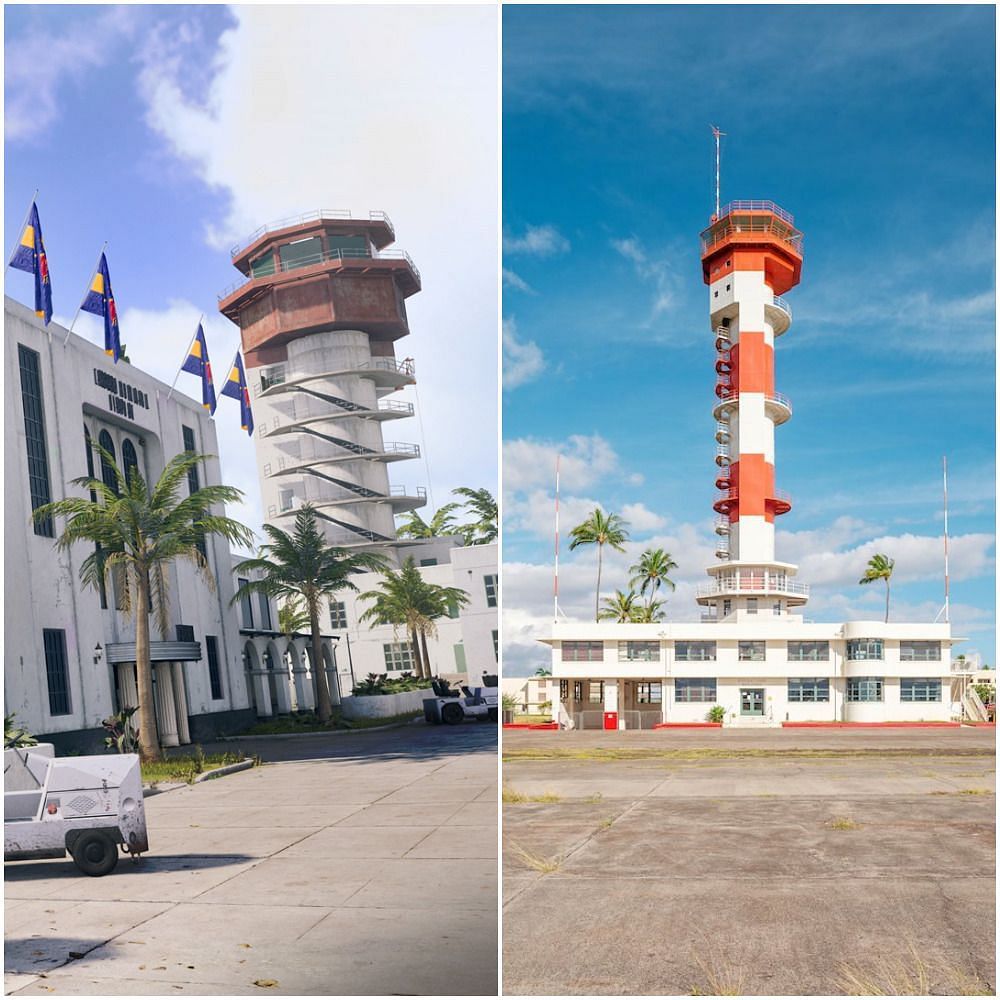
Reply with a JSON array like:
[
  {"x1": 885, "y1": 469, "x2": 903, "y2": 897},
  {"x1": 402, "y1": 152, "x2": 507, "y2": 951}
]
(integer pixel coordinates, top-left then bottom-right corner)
[{"x1": 94, "y1": 369, "x2": 150, "y2": 421}]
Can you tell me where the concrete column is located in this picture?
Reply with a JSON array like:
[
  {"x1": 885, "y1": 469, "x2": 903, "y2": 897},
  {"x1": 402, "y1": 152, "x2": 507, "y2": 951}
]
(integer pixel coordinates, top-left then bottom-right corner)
[
  {"x1": 153, "y1": 664, "x2": 180, "y2": 747},
  {"x1": 252, "y1": 671, "x2": 273, "y2": 718},
  {"x1": 171, "y1": 663, "x2": 191, "y2": 745},
  {"x1": 291, "y1": 646, "x2": 314, "y2": 710},
  {"x1": 116, "y1": 663, "x2": 138, "y2": 710}
]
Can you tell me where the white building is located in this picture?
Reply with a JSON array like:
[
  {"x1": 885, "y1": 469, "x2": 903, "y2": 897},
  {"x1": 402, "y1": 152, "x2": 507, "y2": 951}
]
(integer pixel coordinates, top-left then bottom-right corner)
[
  {"x1": 544, "y1": 202, "x2": 957, "y2": 729},
  {"x1": 5, "y1": 298, "x2": 254, "y2": 751}
]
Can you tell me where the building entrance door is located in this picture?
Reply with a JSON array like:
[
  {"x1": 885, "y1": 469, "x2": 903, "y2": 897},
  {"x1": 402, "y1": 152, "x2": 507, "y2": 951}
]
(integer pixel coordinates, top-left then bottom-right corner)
[{"x1": 740, "y1": 688, "x2": 764, "y2": 716}]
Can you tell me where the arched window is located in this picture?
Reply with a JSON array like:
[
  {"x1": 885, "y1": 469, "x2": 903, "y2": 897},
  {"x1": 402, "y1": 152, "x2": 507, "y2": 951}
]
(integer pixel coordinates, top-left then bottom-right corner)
[
  {"x1": 97, "y1": 430, "x2": 118, "y2": 495},
  {"x1": 121, "y1": 439, "x2": 139, "y2": 490}
]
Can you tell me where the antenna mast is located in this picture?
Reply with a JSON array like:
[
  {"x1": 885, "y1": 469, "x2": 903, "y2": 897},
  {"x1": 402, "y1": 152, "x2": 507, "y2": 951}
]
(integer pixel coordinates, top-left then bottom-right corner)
[
  {"x1": 553, "y1": 454, "x2": 561, "y2": 622},
  {"x1": 943, "y1": 455, "x2": 950, "y2": 624},
  {"x1": 711, "y1": 125, "x2": 725, "y2": 217}
]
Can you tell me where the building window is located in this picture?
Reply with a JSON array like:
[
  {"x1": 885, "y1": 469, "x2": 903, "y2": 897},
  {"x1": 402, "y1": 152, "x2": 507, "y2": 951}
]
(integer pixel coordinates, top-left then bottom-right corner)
[
  {"x1": 492, "y1": 630, "x2": 498, "y2": 660},
  {"x1": 19, "y1": 345, "x2": 53, "y2": 537},
  {"x1": 675, "y1": 678, "x2": 717, "y2": 702},
  {"x1": 588, "y1": 681, "x2": 604, "y2": 704},
  {"x1": 419, "y1": 558, "x2": 438, "y2": 567},
  {"x1": 84, "y1": 428, "x2": 108, "y2": 610},
  {"x1": 560, "y1": 679, "x2": 569, "y2": 701},
  {"x1": 722, "y1": 599, "x2": 731, "y2": 616},
  {"x1": 280, "y1": 236, "x2": 323, "y2": 270},
  {"x1": 618, "y1": 641, "x2": 660, "y2": 662},
  {"x1": 788, "y1": 677, "x2": 830, "y2": 702},
  {"x1": 900, "y1": 641, "x2": 941, "y2": 662},
  {"x1": 739, "y1": 641, "x2": 766, "y2": 662},
  {"x1": 484, "y1": 574, "x2": 498, "y2": 608},
  {"x1": 561, "y1": 641, "x2": 604, "y2": 662},
  {"x1": 205, "y1": 635, "x2": 224, "y2": 700},
  {"x1": 42, "y1": 628, "x2": 71, "y2": 715},
  {"x1": 121, "y1": 438, "x2": 139, "y2": 490},
  {"x1": 383, "y1": 642, "x2": 415, "y2": 672},
  {"x1": 773, "y1": 602, "x2": 782, "y2": 616},
  {"x1": 788, "y1": 641, "x2": 829, "y2": 662},
  {"x1": 847, "y1": 677, "x2": 883, "y2": 702},
  {"x1": 746, "y1": 598, "x2": 758, "y2": 615},
  {"x1": 98, "y1": 429, "x2": 118, "y2": 494},
  {"x1": 572, "y1": 681, "x2": 584, "y2": 702},
  {"x1": 238, "y1": 578, "x2": 254, "y2": 629},
  {"x1": 453, "y1": 643, "x2": 467, "y2": 673},
  {"x1": 637, "y1": 682, "x2": 662, "y2": 704},
  {"x1": 329, "y1": 601, "x2": 347, "y2": 629},
  {"x1": 901, "y1": 678, "x2": 942, "y2": 702},
  {"x1": 257, "y1": 593, "x2": 273, "y2": 631},
  {"x1": 847, "y1": 639, "x2": 884, "y2": 661},
  {"x1": 675, "y1": 641, "x2": 716, "y2": 662}
]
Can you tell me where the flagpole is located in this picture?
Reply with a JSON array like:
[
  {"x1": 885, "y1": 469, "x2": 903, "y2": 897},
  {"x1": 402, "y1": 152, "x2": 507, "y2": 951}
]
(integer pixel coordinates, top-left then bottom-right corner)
[
  {"x1": 65, "y1": 242, "x2": 108, "y2": 345},
  {"x1": 167, "y1": 316, "x2": 204, "y2": 401},
  {"x1": 5, "y1": 189, "x2": 39, "y2": 273}
]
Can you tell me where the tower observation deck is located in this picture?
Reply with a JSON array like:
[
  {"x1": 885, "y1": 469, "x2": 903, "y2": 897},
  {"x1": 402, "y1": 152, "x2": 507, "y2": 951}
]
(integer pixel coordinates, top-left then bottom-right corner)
[
  {"x1": 697, "y1": 201, "x2": 808, "y2": 618},
  {"x1": 218, "y1": 210, "x2": 426, "y2": 555}
]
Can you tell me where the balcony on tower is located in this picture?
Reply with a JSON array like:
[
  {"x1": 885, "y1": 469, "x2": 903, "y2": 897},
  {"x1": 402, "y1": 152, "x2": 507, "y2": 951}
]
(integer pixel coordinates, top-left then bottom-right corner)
[{"x1": 701, "y1": 201, "x2": 803, "y2": 297}]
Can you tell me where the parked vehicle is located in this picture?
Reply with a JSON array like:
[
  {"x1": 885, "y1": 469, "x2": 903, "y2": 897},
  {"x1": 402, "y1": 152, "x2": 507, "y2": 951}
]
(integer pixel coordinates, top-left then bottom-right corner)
[
  {"x1": 424, "y1": 675, "x2": 499, "y2": 725},
  {"x1": 4, "y1": 745, "x2": 148, "y2": 876}
]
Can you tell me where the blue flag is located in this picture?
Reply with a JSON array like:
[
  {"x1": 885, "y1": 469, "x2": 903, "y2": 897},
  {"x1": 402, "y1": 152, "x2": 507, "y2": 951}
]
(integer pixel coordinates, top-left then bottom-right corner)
[
  {"x1": 10, "y1": 202, "x2": 53, "y2": 325},
  {"x1": 220, "y1": 351, "x2": 254, "y2": 436},
  {"x1": 180, "y1": 324, "x2": 217, "y2": 415},
  {"x1": 80, "y1": 253, "x2": 121, "y2": 363}
]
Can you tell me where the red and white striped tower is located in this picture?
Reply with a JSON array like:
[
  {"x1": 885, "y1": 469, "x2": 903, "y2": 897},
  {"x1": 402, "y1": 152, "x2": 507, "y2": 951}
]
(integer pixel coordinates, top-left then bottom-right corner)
[{"x1": 696, "y1": 200, "x2": 808, "y2": 619}]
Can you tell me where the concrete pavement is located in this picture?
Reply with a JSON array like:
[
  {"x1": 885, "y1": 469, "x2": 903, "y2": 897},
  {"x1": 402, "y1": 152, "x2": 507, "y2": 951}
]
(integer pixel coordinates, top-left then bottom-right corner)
[
  {"x1": 503, "y1": 731, "x2": 995, "y2": 995},
  {"x1": 5, "y1": 723, "x2": 498, "y2": 996}
]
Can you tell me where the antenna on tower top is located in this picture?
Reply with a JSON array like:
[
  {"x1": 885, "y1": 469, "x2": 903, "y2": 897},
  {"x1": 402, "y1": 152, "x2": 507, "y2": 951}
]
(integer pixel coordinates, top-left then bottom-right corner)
[{"x1": 710, "y1": 125, "x2": 725, "y2": 219}]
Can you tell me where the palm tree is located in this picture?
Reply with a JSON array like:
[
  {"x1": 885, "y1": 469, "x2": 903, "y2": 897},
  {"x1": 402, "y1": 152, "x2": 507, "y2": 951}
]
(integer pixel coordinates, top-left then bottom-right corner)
[
  {"x1": 233, "y1": 508, "x2": 387, "y2": 722},
  {"x1": 452, "y1": 487, "x2": 498, "y2": 545},
  {"x1": 396, "y1": 502, "x2": 462, "y2": 540},
  {"x1": 629, "y1": 548, "x2": 678, "y2": 614},
  {"x1": 569, "y1": 508, "x2": 630, "y2": 622},
  {"x1": 534, "y1": 667, "x2": 552, "y2": 677},
  {"x1": 359, "y1": 558, "x2": 469, "y2": 679},
  {"x1": 630, "y1": 599, "x2": 666, "y2": 624},
  {"x1": 33, "y1": 448, "x2": 253, "y2": 760},
  {"x1": 859, "y1": 553, "x2": 895, "y2": 623},
  {"x1": 598, "y1": 589, "x2": 641, "y2": 623},
  {"x1": 277, "y1": 597, "x2": 311, "y2": 638}
]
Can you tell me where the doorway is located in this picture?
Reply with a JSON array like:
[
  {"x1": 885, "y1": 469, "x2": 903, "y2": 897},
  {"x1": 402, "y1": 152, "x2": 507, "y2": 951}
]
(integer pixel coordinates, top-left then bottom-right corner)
[{"x1": 740, "y1": 688, "x2": 764, "y2": 716}]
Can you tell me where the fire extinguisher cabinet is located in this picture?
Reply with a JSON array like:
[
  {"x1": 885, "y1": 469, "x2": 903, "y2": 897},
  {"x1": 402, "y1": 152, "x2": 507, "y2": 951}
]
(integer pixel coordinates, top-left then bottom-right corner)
[{"x1": 603, "y1": 711, "x2": 618, "y2": 731}]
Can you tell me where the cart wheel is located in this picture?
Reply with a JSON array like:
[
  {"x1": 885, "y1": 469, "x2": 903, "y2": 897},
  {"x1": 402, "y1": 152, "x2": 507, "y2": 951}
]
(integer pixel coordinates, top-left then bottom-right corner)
[
  {"x1": 71, "y1": 830, "x2": 119, "y2": 877},
  {"x1": 441, "y1": 702, "x2": 465, "y2": 726}
]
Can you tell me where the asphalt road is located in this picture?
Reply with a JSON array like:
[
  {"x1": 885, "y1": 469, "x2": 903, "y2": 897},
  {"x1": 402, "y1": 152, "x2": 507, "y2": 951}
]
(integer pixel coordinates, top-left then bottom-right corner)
[
  {"x1": 502, "y1": 729, "x2": 995, "y2": 996},
  {"x1": 5, "y1": 722, "x2": 498, "y2": 996}
]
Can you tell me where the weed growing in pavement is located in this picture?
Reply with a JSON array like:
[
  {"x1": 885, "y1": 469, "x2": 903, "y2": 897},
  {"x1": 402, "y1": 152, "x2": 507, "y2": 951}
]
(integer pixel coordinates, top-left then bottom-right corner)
[
  {"x1": 829, "y1": 817, "x2": 861, "y2": 830},
  {"x1": 502, "y1": 786, "x2": 561, "y2": 804},
  {"x1": 598, "y1": 816, "x2": 615, "y2": 830},
  {"x1": 690, "y1": 954, "x2": 746, "y2": 995},
  {"x1": 836, "y1": 942, "x2": 994, "y2": 996},
  {"x1": 584, "y1": 792, "x2": 604, "y2": 803},
  {"x1": 508, "y1": 842, "x2": 563, "y2": 874}
]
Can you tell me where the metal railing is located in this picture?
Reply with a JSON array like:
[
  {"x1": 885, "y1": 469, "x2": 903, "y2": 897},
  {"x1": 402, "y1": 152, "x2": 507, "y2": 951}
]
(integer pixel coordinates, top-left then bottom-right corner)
[
  {"x1": 230, "y1": 209, "x2": 394, "y2": 257},
  {"x1": 714, "y1": 515, "x2": 730, "y2": 535},
  {"x1": 219, "y1": 245, "x2": 419, "y2": 299},
  {"x1": 696, "y1": 574, "x2": 810, "y2": 598},
  {"x1": 713, "y1": 391, "x2": 793, "y2": 416},
  {"x1": 701, "y1": 214, "x2": 804, "y2": 256},
  {"x1": 770, "y1": 296, "x2": 792, "y2": 320},
  {"x1": 256, "y1": 358, "x2": 415, "y2": 398},
  {"x1": 383, "y1": 442, "x2": 421, "y2": 457},
  {"x1": 388, "y1": 485, "x2": 427, "y2": 499},
  {"x1": 362, "y1": 357, "x2": 416, "y2": 377},
  {"x1": 718, "y1": 200, "x2": 795, "y2": 224},
  {"x1": 377, "y1": 400, "x2": 415, "y2": 416}
]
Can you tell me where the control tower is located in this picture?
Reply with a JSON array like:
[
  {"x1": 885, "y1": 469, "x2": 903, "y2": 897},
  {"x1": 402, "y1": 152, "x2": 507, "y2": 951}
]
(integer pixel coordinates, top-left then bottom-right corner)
[
  {"x1": 696, "y1": 200, "x2": 808, "y2": 620},
  {"x1": 219, "y1": 211, "x2": 426, "y2": 555}
]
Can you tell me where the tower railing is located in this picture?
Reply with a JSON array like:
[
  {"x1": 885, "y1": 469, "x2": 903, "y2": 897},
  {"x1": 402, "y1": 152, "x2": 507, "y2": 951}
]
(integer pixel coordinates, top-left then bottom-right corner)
[
  {"x1": 230, "y1": 209, "x2": 394, "y2": 257},
  {"x1": 701, "y1": 215, "x2": 804, "y2": 256},
  {"x1": 219, "y1": 245, "x2": 420, "y2": 299},
  {"x1": 717, "y1": 200, "x2": 795, "y2": 224},
  {"x1": 255, "y1": 357, "x2": 416, "y2": 397}
]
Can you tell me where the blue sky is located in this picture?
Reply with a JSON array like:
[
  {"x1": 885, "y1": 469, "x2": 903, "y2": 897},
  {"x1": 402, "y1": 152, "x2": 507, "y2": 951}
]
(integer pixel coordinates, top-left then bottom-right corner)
[
  {"x1": 502, "y1": 5, "x2": 996, "y2": 674},
  {"x1": 5, "y1": 4, "x2": 498, "y2": 546}
]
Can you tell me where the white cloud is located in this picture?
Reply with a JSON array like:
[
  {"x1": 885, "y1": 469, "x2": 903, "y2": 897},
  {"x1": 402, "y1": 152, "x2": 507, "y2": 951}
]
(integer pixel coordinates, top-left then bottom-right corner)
[
  {"x1": 5, "y1": 7, "x2": 137, "y2": 141},
  {"x1": 502, "y1": 268, "x2": 534, "y2": 293},
  {"x1": 620, "y1": 502, "x2": 667, "y2": 533},
  {"x1": 502, "y1": 318, "x2": 545, "y2": 389},
  {"x1": 503, "y1": 434, "x2": 620, "y2": 492},
  {"x1": 134, "y1": 6, "x2": 499, "y2": 499},
  {"x1": 503, "y1": 224, "x2": 570, "y2": 256},
  {"x1": 611, "y1": 236, "x2": 679, "y2": 320}
]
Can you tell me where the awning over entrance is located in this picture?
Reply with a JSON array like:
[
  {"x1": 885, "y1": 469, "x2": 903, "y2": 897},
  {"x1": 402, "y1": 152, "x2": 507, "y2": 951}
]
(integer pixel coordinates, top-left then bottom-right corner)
[{"x1": 106, "y1": 641, "x2": 202, "y2": 664}]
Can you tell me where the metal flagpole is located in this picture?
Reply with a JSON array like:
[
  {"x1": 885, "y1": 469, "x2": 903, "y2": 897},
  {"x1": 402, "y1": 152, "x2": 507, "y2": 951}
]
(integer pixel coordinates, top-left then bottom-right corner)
[
  {"x1": 166, "y1": 316, "x2": 204, "y2": 401},
  {"x1": 554, "y1": 454, "x2": 561, "y2": 622},
  {"x1": 65, "y1": 242, "x2": 108, "y2": 345},
  {"x1": 943, "y1": 455, "x2": 950, "y2": 624},
  {"x1": 5, "y1": 189, "x2": 39, "y2": 273}
]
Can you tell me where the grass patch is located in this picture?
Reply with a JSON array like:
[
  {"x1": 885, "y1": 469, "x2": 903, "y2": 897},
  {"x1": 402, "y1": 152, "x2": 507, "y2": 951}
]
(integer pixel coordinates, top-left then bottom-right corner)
[
  {"x1": 690, "y1": 954, "x2": 746, "y2": 996},
  {"x1": 143, "y1": 750, "x2": 253, "y2": 785},
  {"x1": 597, "y1": 816, "x2": 615, "y2": 830},
  {"x1": 829, "y1": 816, "x2": 861, "y2": 830},
  {"x1": 836, "y1": 945, "x2": 994, "y2": 996},
  {"x1": 929, "y1": 787, "x2": 995, "y2": 796},
  {"x1": 503, "y1": 747, "x2": 994, "y2": 763},
  {"x1": 502, "y1": 786, "x2": 560, "y2": 804},
  {"x1": 508, "y1": 842, "x2": 563, "y2": 874}
]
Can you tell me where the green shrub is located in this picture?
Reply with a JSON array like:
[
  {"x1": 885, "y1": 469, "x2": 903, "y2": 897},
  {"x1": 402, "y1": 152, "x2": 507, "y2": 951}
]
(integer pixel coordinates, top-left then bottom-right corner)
[
  {"x1": 706, "y1": 705, "x2": 726, "y2": 724},
  {"x1": 4, "y1": 713, "x2": 37, "y2": 749},
  {"x1": 352, "y1": 671, "x2": 429, "y2": 696},
  {"x1": 102, "y1": 707, "x2": 140, "y2": 755}
]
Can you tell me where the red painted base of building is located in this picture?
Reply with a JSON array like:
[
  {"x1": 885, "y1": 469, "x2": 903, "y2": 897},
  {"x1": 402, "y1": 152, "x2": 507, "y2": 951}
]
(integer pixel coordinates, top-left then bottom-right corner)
[
  {"x1": 652, "y1": 722, "x2": 723, "y2": 729},
  {"x1": 502, "y1": 722, "x2": 559, "y2": 730},
  {"x1": 781, "y1": 721, "x2": 962, "y2": 729}
]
